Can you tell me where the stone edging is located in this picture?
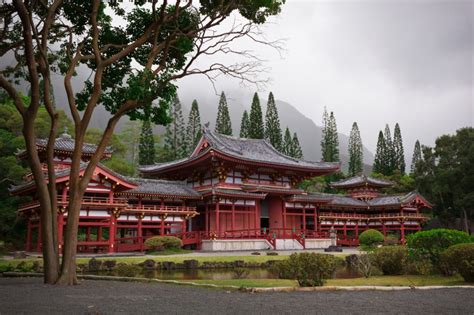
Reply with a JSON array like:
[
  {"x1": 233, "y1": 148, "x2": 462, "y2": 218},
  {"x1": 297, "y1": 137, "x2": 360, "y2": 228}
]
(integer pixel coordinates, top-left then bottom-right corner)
[{"x1": 2, "y1": 272, "x2": 474, "y2": 292}]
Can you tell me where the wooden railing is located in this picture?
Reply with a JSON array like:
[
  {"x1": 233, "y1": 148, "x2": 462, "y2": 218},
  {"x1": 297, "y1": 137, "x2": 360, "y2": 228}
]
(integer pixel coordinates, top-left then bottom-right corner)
[
  {"x1": 319, "y1": 212, "x2": 429, "y2": 220},
  {"x1": 125, "y1": 205, "x2": 197, "y2": 214}
]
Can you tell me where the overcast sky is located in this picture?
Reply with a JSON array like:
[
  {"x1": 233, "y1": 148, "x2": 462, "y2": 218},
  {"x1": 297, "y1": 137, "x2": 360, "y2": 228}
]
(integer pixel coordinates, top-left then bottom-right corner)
[{"x1": 177, "y1": 0, "x2": 473, "y2": 154}]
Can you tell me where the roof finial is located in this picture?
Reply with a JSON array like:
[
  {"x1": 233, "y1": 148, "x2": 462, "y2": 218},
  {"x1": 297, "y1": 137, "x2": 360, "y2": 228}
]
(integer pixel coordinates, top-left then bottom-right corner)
[{"x1": 60, "y1": 126, "x2": 72, "y2": 139}]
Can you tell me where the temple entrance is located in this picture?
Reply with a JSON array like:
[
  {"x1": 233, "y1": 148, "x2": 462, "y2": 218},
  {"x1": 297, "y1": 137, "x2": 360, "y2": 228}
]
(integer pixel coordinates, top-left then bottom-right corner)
[{"x1": 260, "y1": 199, "x2": 269, "y2": 229}]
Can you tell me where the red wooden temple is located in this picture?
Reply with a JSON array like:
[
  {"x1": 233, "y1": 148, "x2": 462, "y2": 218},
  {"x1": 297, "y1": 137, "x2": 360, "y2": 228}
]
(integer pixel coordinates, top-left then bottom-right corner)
[{"x1": 12, "y1": 127, "x2": 431, "y2": 252}]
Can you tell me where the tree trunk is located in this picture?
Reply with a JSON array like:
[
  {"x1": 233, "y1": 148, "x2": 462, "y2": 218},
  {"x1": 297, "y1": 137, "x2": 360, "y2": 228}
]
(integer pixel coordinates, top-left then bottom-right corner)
[{"x1": 23, "y1": 118, "x2": 59, "y2": 284}]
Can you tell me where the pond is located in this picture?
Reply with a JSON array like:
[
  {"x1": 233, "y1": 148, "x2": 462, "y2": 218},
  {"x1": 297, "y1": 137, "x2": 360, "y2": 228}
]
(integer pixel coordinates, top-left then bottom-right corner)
[{"x1": 91, "y1": 266, "x2": 361, "y2": 281}]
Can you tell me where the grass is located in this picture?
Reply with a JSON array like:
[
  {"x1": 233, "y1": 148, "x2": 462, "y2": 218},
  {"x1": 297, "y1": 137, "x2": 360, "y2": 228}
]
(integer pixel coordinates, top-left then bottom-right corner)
[
  {"x1": 325, "y1": 275, "x2": 467, "y2": 287},
  {"x1": 178, "y1": 275, "x2": 467, "y2": 288},
  {"x1": 145, "y1": 248, "x2": 193, "y2": 256}
]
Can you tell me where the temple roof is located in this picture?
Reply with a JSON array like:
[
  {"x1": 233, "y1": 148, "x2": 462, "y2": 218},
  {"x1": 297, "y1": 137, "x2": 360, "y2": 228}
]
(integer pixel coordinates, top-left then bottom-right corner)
[
  {"x1": 140, "y1": 127, "x2": 340, "y2": 174},
  {"x1": 288, "y1": 191, "x2": 431, "y2": 209},
  {"x1": 331, "y1": 175, "x2": 393, "y2": 189},
  {"x1": 199, "y1": 187, "x2": 267, "y2": 199},
  {"x1": 17, "y1": 130, "x2": 113, "y2": 160},
  {"x1": 121, "y1": 178, "x2": 201, "y2": 199}
]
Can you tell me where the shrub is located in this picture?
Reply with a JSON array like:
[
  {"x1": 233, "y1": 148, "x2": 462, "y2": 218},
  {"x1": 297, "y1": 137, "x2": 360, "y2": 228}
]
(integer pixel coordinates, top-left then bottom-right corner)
[
  {"x1": 406, "y1": 229, "x2": 473, "y2": 267},
  {"x1": 88, "y1": 258, "x2": 102, "y2": 272},
  {"x1": 404, "y1": 257, "x2": 433, "y2": 276},
  {"x1": 356, "y1": 253, "x2": 374, "y2": 278},
  {"x1": 266, "y1": 252, "x2": 278, "y2": 256},
  {"x1": 372, "y1": 246, "x2": 407, "y2": 275},
  {"x1": 359, "y1": 229, "x2": 384, "y2": 251},
  {"x1": 272, "y1": 253, "x2": 338, "y2": 287},
  {"x1": 102, "y1": 260, "x2": 117, "y2": 271},
  {"x1": 232, "y1": 268, "x2": 250, "y2": 279},
  {"x1": 116, "y1": 264, "x2": 141, "y2": 277},
  {"x1": 441, "y1": 243, "x2": 474, "y2": 282},
  {"x1": 144, "y1": 236, "x2": 182, "y2": 251}
]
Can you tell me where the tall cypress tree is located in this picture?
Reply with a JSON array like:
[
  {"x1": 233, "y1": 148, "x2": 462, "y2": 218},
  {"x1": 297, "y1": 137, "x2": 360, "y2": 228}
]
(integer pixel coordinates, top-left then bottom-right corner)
[
  {"x1": 384, "y1": 124, "x2": 395, "y2": 175},
  {"x1": 248, "y1": 92, "x2": 264, "y2": 139},
  {"x1": 321, "y1": 108, "x2": 340, "y2": 162},
  {"x1": 321, "y1": 107, "x2": 330, "y2": 161},
  {"x1": 348, "y1": 122, "x2": 363, "y2": 176},
  {"x1": 215, "y1": 92, "x2": 232, "y2": 135},
  {"x1": 410, "y1": 140, "x2": 422, "y2": 174},
  {"x1": 186, "y1": 99, "x2": 202, "y2": 153},
  {"x1": 240, "y1": 110, "x2": 250, "y2": 138},
  {"x1": 138, "y1": 119, "x2": 155, "y2": 165},
  {"x1": 264, "y1": 92, "x2": 282, "y2": 150},
  {"x1": 164, "y1": 96, "x2": 187, "y2": 160},
  {"x1": 393, "y1": 123, "x2": 405, "y2": 174},
  {"x1": 283, "y1": 127, "x2": 293, "y2": 156},
  {"x1": 292, "y1": 132, "x2": 303, "y2": 158},
  {"x1": 373, "y1": 130, "x2": 386, "y2": 174},
  {"x1": 329, "y1": 111, "x2": 340, "y2": 162}
]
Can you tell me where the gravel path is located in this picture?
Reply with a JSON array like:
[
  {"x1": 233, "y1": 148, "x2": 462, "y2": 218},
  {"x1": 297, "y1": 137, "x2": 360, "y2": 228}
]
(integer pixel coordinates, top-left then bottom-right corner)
[{"x1": 1, "y1": 277, "x2": 473, "y2": 314}]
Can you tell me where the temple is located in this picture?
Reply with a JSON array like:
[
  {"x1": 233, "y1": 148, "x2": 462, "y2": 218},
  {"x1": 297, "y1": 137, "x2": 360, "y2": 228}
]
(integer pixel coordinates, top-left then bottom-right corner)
[{"x1": 12, "y1": 127, "x2": 431, "y2": 253}]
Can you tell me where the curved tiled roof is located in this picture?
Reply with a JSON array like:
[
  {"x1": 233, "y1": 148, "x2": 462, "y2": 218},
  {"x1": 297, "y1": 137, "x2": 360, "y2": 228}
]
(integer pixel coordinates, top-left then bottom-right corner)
[
  {"x1": 331, "y1": 175, "x2": 393, "y2": 189},
  {"x1": 17, "y1": 131, "x2": 113, "y2": 159},
  {"x1": 122, "y1": 178, "x2": 201, "y2": 198},
  {"x1": 140, "y1": 127, "x2": 339, "y2": 173}
]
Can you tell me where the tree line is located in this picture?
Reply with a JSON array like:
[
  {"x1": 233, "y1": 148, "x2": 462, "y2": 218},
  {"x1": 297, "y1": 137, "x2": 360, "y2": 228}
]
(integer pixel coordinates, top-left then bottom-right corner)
[{"x1": 138, "y1": 91, "x2": 305, "y2": 165}]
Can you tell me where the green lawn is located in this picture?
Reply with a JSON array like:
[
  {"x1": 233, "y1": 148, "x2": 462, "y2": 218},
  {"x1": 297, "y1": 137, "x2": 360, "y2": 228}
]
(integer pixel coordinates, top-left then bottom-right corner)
[
  {"x1": 326, "y1": 275, "x2": 467, "y2": 287},
  {"x1": 179, "y1": 275, "x2": 467, "y2": 288}
]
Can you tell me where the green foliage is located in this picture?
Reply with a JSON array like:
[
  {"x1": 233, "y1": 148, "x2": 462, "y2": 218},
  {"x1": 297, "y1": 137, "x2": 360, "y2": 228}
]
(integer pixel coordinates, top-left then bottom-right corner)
[
  {"x1": 373, "y1": 131, "x2": 386, "y2": 175},
  {"x1": 348, "y1": 122, "x2": 363, "y2": 176},
  {"x1": 372, "y1": 246, "x2": 408, "y2": 275},
  {"x1": 321, "y1": 108, "x2": 339, "y2": 162},
  {"x1": 359, "y1": 229, "x2": 384, "y2": 251},
  {"x1": 164, "y1": 96, "x2": 187, "y2": 160},
  {"x1": 144, "y1": 236, "x2": 183, "y2": 251},
  {"x1": 406, "y1": 229, "x2": 473, "y2": 267},
  {"x1": 248, "y1": 93, "x2": 264, "y2": 139},
  {"x1": 441, "y1": 243, "x2": 474, "y2": 282},
  {"x1": 371, "y1": 172, "x2": 415, "y2": 194},
  {"x1": 264, "y1": 92, "x2": 282, "y2": 150},
  {"x1": 138, "y1": 119, "x2": 156, "y2": 165},
  {"x1": 410, "y1": 140, "x2": 422, "y2": 174},
  {"x1": 186, "y1": 99, "x2": 202, "y2": 152},
  {"x1": 102, "y1": 157, "x2": 135, "y2": 176},
  {"x1": 412, "y1": 128, "x2": 474, "y2": 227},
  {"x1": 393, "y1": 123, "x2": 405, "y2": 174},
  {"x1": 291, "y1": 132, "x2": 303, "y2": 158},
  {"x1": 239, "y1": 110, "x2": 250, "y2": 138},
  {"x1": 282, "y1": 127, "x2": 293, "y2": 156},
  {"x1": 383, "y1": 124, "x2": 395, "y2": 175},
  {"x1": 215, "y1": 92, "x2": 232, "y2": 136},
  {"x1": 272, "y1": 253, "x2": 338, "y2": 287}
]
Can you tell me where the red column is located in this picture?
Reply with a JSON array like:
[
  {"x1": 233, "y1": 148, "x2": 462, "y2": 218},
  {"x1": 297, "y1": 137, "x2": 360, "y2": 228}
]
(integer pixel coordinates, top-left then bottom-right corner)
[
  {"x1": 302, "y1": 206, "x2": 306, "y2": 233},
  {"x1": 231, "y1": 201, "x2": 236, "y2": 232},
  {"x1": 343, "y1": 221, "x2": 347, "y2": 237},
  {"x1": 181, "y1": 216, "x2": 186, "y2": 233},
  {"x1": 160, "y1": 215, "x2": 165, "y2": 235},
  {"x1": 57, "y1": 211, "x2": 64, "y2": 251},
  {"x1": 400, "y1": 221, "x2": 406, "y2": 244},
  {"x1": 216, "y1": 201, "x2": 220, "y2": 236},
  {"x1": 108, "y1": 189, "x2": 114, "y2": 203},
  {"x1": 313, "y1": 206, "x2": 317, "y2": 232},
  {"x1": 26, "y1": 219, "x2": 32, "y2": 252},
  {"x1": 108, "y1": 212, "x2": 116, "y2": 253},
  {"x1": 282, "y1": 199, "x2": 287, "y2": 231},
  {"x1": 36, "y1": 221, "x2": 42, "y2": 252},
  {"x1": 355, "y1": 222, "x2": 359, "y2": 238},
  {"x1": 382, "y1": 221, "x2": 386, "y2": 236},
  {"x1": 205, "y1": 204, "x2": 209, "y2": 234},
  {"x1": 62, "y1": 185, "x2": 68, "y2": 202},
  {"x1": 138, "y1": 214, "x2": 143, "y2": 251}
]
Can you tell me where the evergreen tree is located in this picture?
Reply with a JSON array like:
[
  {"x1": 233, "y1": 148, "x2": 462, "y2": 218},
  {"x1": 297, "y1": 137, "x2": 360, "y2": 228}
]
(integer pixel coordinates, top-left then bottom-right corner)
[
  {"x1": 239, "y1": 110, "x2": 250, "y2": 138},
  {"x1": 384, "y1": 124, "x2": 395, "y2": 174},
  {"x1": 292, "y1": 132, "x2": 303, "y2": 158},
  {"x1": 283, "y1": 127, "x2": 293, "y2": 156},
  {"x1": 348, "y1": 122, "x2": 363, "y2": 176},
  {"x1": 321, "y1": 108, "x2": 340, "y2": 162},
  {"x1": 164, "y1": 96, "x2": 187, "y2": 160},
  {"x1": 138, "y1": 119, "x2": 155, "y2": 165},
  {"x1": 329, "y1": 111, "x2": 340, "y2": 162},
  {"x1": 248, "y1": 92, "x2": 264, "y2": 139},
  {"x1": 373, "y1": 130, "x2": 387, "y2": 174},
  {"x1": 410, "y1": 140, "x2": 422, "y2": 174},
  {"x1": 215, "y1": 92, "x2": 232, "y2": 135},
  {"x1": 264, "y1": 92, "x2": 282, "y2": 150},
  {"x1": 321, "y1": 107, "x2": 330, "y2": 161},
  {"x1": 186, "y1": 99, "x2": 202, "y2": 153},
  {"x1": 393, "y1": 123, "x2": 406, "y2": 174}
]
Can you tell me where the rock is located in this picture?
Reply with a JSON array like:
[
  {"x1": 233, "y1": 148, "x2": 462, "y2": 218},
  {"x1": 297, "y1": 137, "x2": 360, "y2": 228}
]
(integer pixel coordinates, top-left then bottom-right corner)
[
  {"x1": 88, "y1": 258, "x2": 102, "y2": 272},
  {"x1": 142, "y1": 259, "x2": 155, "y2": 270},
  {"x1": 233, "y1": 260, "x2": 245, "y2": 268},
  {"x1": 162, "y1": 261, "x2": 175, "y2": 270},
  {"x1": 102, "y1": 260, "x2": 117, "y2": 271},
  {"x1": 183, "y1": 260, "x2": 199, "y2": 269}
]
